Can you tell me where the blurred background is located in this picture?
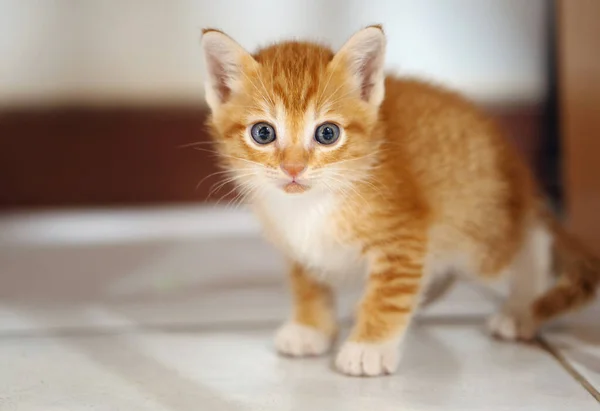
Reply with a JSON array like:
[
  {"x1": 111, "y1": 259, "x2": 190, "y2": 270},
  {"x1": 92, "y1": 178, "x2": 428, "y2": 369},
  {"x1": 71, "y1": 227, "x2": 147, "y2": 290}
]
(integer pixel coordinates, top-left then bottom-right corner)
[
  {"x1": 0, "y1": 0, "x2": 598, "y2": 258},
  {"x1": 1, "y1": 1, "x2": 600, "y2": 409}
]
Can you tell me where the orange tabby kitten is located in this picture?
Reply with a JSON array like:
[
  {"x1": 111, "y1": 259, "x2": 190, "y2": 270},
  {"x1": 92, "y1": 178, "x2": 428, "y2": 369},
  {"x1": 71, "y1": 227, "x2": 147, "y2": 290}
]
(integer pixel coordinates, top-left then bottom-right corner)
[{"x1": 201, "y1": 25, "x2": 599, "y2": 377}]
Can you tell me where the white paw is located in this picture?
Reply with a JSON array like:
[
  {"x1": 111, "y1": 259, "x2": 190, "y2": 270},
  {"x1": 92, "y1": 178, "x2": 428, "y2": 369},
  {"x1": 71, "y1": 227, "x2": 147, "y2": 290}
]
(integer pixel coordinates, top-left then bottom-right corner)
[
  {"x1": 487, "y1": 311, "x2": 537, "y2": 341},
  {"x1": 335, "y1": 340, "x2": 400, "y2": 377},
  {"x1": 274, "y1": 322, "x2": 332, "y2": 357}
]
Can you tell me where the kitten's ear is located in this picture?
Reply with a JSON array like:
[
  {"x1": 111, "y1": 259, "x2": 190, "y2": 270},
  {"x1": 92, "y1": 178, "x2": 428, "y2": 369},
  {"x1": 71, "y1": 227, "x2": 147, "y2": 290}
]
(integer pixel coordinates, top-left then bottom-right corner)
[
  {"x1": 332, "y1": 25, "x2": 386, "y2": 106},
  {"x1": 201, "y1": 29, "x2": 255, "y2": 110}
]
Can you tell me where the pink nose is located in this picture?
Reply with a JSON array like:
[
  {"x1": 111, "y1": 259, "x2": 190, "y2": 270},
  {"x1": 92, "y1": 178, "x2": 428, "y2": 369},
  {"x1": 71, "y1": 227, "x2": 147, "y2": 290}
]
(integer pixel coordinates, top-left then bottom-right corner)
[{"x1": 280, "y1": 162, "x2": 306, "y2": 178}]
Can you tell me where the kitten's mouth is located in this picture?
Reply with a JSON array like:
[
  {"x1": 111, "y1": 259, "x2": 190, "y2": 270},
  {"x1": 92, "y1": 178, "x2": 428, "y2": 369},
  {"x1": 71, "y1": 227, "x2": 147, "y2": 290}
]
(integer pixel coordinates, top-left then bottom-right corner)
[{"x1": 283, "y1": 182, "x2": 308, "y2": 194}]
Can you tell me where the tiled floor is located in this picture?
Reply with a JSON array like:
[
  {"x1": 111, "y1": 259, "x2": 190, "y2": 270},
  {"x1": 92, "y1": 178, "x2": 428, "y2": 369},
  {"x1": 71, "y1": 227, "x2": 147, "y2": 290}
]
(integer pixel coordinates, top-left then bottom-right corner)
[{"x1": 0, "y1": 206, "x2": 598, "y2": 410}]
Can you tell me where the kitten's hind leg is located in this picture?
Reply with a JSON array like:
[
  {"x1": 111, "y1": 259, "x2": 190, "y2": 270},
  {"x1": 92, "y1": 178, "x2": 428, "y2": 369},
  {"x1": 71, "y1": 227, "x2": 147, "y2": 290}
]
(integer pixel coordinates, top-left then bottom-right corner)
[{"x1": 487, "y1": 222, "x2": 553, "y2": 340}]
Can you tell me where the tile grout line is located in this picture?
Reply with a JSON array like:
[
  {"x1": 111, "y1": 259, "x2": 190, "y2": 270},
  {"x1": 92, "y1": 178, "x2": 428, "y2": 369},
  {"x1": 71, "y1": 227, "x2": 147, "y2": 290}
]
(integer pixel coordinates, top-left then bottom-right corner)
[
  {"x1": 537, "y1": 336, "x2": 600, "y2": 403},
  {"x1": 478, "y1": 283, "x2": 600, "y2": 403}
]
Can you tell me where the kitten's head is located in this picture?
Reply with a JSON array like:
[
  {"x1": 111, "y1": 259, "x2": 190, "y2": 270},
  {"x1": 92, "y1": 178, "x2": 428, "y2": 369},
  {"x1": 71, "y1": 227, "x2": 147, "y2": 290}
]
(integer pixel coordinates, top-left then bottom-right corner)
[{"x1": 201, "y1": 26, "x2": 386, "y2": 197}]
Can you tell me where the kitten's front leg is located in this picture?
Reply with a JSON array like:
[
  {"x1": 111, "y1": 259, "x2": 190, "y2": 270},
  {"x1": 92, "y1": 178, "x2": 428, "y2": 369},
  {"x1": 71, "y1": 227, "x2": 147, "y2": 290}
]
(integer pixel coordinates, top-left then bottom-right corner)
[
  {"x1": 336, "y1": 239, "x2": 426, "y2": 377},
  {"x1": 275, "y1": 262, "x2": 336, "y2": 357}
]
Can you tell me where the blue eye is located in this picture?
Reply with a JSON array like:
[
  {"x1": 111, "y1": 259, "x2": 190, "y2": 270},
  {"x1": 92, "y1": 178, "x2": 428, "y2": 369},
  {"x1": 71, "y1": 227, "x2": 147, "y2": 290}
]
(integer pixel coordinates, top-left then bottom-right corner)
[
  {"x1": 250, "y1": 123, "x2": 276, "y2": 145},
  {"x1": 315, "y1": 123, "x2": 340, "y2": 145}
]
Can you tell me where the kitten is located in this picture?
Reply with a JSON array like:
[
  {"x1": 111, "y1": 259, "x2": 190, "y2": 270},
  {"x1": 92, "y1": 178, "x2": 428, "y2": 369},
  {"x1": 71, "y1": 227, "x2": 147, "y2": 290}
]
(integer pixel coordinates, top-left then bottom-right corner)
[{"x1": 200, "y1": 25, "x2": 599, "y2": 377}]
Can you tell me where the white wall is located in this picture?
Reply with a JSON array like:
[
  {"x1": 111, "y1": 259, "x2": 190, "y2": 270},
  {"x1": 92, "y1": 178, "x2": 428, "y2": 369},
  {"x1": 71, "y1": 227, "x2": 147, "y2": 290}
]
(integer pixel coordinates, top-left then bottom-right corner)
[{"x1": 0, "y1": 0, "x2": 548, "y2": 107}]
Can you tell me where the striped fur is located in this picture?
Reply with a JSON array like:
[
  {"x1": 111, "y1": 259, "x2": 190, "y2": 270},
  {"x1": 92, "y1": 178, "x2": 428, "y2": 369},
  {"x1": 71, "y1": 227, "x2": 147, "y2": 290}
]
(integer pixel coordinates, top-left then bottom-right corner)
[{"x1": 201, "y1": 26, "x2": 599, "y2": 377}]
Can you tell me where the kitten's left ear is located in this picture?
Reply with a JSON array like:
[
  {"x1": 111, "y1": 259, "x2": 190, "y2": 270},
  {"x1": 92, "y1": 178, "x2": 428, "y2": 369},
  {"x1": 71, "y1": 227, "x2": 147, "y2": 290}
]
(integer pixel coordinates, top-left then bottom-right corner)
[
  {"x1": 332, "y1": 25, "x2": 386, "y2": 107},
  {"x1": 201, "y1": 29, "x2": 256, "y2": 111}
]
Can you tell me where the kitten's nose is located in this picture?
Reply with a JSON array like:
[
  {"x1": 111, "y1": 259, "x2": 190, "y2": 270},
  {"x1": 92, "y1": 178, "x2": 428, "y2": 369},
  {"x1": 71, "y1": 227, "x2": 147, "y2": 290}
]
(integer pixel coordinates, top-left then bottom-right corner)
[{"x1": 280, "y1": 162, "x2": 306, "y2": 178}]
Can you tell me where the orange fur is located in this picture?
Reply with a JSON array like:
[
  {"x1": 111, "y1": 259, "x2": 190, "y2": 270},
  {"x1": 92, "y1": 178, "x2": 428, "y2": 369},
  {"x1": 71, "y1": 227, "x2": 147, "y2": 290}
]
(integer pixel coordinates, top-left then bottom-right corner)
[
  {"x1": 201, "y1": 26, "x2": 599, "y2": 377},
  {"x1": 288, "y1": 262, "x2": 336, "y2": 337}
]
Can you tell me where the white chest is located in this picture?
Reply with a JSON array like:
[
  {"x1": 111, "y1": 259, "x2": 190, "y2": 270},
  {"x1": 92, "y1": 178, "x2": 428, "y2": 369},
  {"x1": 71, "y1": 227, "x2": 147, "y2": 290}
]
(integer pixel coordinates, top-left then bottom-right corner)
[{"x1": 257, "y1": 190, "x2": 365, "y2": 281}]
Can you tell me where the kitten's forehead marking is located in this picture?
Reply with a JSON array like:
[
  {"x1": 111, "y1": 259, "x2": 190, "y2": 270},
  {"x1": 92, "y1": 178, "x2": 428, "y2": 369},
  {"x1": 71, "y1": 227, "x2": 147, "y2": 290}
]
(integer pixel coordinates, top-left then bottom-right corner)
[
  {"x1": 303, "y1": 107, "x2": 318, "y2": 149},
  {"x1": 275, "y1": 102, "x2": 346, "y2": 151},
  {"x1": 274, "y1": 102, "x2": 289, "y2": 148},
  {"x1": 273, "y1": 100, "x2": 307, "y2": 149},
  {"x1": 276, "y1": 103, "x2": 322, "y2": 150}
]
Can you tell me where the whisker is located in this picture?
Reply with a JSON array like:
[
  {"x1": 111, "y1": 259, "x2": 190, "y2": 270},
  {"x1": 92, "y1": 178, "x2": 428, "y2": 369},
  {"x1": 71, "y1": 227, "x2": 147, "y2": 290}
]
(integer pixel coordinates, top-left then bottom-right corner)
[
  {"x1": 192, "y1": 147, "x2": 267, "y2": 168},
  {"x1": 224, "y1": 103, "x2": 265, "y2": 111},
  {"x1": 255, "y1": 73, "x2": 275, "y2": 107},
  {"x1": 196, "y1": 170, "x2": 231, "y2": 191},
  {"x1": 325, "y1": 171, "x2": 386, "y2": 199},
  {"x1": 321, "y1": 84, "x2": 362, "y2": 108},
  {"x1": 178, "y1": 141, "x2": 215, "y2": 149},
  {"x1": 325, "y1": 151, "x2": 381, "y2": 166},
  {"x1": 195, "y1": 168, "x2": 255, "y2": 191},
  {"x1": 208, "y1": 177, "x2": 237, "y2": 199},
  {"x1": 226, "y1": 187, "x2": 246, "y2": 208},
  {"x1": 208, "y1": 172, "x2": 256, "y2": 199},
  {"x1": 241, "y1": 70, "x2": 274, "y2": 107},
  {"x1": 229, "y1": 182, "x2": 258, "y2": 209},
  {"x1": 235, "y1": 182, "x2": 262, "y2": 209},
  {"x1": 325, "y1": 174, "x2": 372, "y2": 212},
  {"x1": 215, "y1": 185, "x2": 239, "y2": 205},
  {"x1": 317, "y1": 53, "x2": 344, "y2": 107},
  {"x1": 325, "y1": 179, "x2": 362, "y2": 215}
]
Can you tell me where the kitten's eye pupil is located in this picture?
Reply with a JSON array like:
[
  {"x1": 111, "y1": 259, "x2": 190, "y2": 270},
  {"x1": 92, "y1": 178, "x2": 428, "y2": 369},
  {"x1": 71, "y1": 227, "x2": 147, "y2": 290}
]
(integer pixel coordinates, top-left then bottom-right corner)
[
  {"x1": 258, "y1": 126, "x2": 270, "y2": 139},
  {"x1": 250, "y1": 123, "x2": 276, "y2": 145},
  {"x1": 315, "y1": 123, "x2": 340, "y2": 145}
]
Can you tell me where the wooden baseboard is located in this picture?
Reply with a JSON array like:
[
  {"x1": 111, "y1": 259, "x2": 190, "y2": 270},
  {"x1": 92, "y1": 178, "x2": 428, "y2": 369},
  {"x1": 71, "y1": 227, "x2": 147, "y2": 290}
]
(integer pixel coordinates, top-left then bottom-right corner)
[
  {"x1": 558, "y1": 0, "x2": 600, "y2": 254},
  {"x1": 0, "y1": 104, "x2": 551, "y2": 209}
]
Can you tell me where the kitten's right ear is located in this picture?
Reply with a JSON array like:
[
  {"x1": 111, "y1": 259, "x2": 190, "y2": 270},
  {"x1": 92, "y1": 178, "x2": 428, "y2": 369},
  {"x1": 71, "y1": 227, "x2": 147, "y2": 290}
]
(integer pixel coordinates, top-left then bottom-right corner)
[{"x1": 201, "y1": 29, "x2": 255, "y2": 110}]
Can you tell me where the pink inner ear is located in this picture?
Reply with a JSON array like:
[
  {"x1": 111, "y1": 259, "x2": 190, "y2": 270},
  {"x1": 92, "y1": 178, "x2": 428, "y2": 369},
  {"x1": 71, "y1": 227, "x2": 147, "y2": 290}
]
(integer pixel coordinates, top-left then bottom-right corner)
[
  {"x1": 356, "y1": 51, "x2": 379, "y2": 102},
  {"x1": 360, "y1": 70, "x2": 375, "y2": 102},
  {"x1": 207, "y1": 57, "x2": 232, "y2": 103}
]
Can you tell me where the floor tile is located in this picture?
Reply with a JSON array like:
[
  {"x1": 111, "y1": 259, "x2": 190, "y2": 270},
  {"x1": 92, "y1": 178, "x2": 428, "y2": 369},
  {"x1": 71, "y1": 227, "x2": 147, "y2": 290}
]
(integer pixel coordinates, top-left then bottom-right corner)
[
  {"x1": 543, "y1": 301, "x2": 600, "y2": 396},
  {"x1": 1, "y1": 301, "x2": 597, "y2": 411},
  {"x1": 0, "y1": 207, "x2": 597, "y2": 410}
]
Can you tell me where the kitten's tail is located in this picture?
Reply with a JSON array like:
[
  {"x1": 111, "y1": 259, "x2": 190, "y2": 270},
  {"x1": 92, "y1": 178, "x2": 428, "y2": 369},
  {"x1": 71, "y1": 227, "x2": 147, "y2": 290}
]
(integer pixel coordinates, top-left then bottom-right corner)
[{"x1": 532, "y1": 205, "x2": 600, "y2": 322}]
